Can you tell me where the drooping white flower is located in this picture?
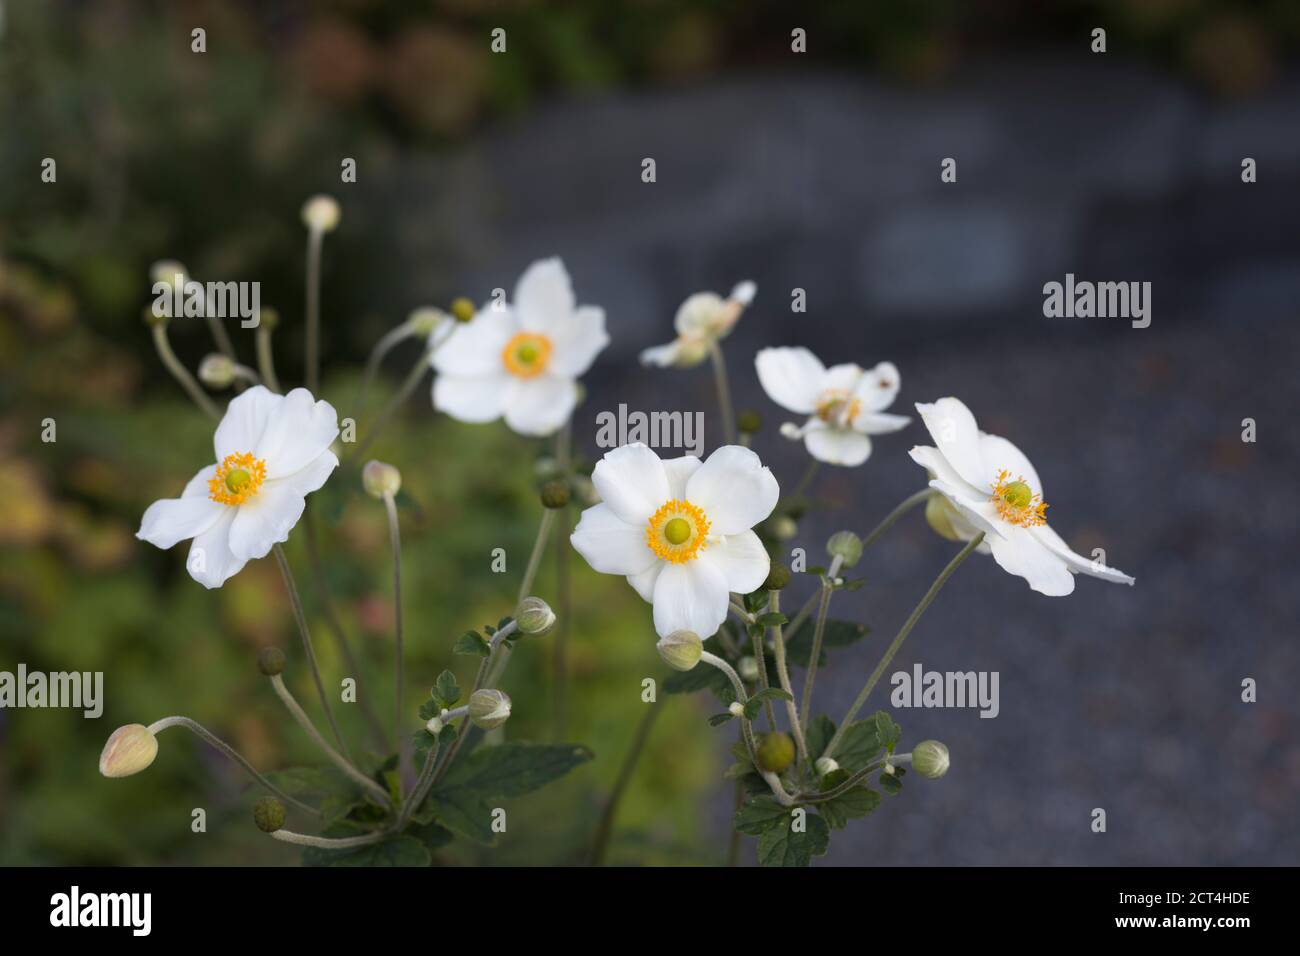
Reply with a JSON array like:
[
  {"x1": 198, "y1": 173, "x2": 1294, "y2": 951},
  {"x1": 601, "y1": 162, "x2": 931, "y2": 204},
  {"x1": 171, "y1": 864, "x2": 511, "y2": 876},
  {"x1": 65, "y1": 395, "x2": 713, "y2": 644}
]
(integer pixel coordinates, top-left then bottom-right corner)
[
  {"x1": 755, "y1": 347, "x2": 910, "y2": 466},
  {"x1": 570, "y1": 443, "x2": 778, "y2": 639},
  {"x1": 137, "y1": 386, "x2": 340, "y2": 588},
  {"x1": 640, "y1": 281, "x2": 756, "y2": 369},
  {"x1": 431, "y1": 258, "x2": 608, "y2": 437},
  {"x1": 909, "y1": 396, "x2": 1135, "y2": 597}
]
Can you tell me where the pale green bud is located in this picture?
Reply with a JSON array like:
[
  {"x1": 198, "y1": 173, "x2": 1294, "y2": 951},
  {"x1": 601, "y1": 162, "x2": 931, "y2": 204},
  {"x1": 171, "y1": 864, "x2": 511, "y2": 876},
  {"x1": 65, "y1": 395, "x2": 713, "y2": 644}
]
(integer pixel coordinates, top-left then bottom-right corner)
[
  {"x1": 827, "y1": 530, "x2": 863, "y2": 568},
  {"x1": 737, "y1": 656, "x2": 759, "y2": 682},
  {"x1": 253, "y1": 796, "x2": 285, "y2": 833},
  {"x1": 656, "y1": 630, "x2": 703, "y2": 671},
  {"x1": 407, "y1": 307, "x2": 447, "y2": 338},
  {"x1": 728, "y1": 701, "x2": 745, "y2": 717},
  {"x1": 301, "y1": 194, "x2": 340, "y2": 233},
  {"x1": 362, "y1": 460, "x2": 402, "y2": 499},
  {"x1": 198, "y1": 353, "x2": 236, "y2": 389},
  {"x1": 912, "y1": 740, "x2": 950, "y2": 779},
  {"x1": 814, "y1": 756, "x2": 839, "y2": 776},
  {"x1": 468, "y1": 689, "x2": 512, "y2": 730},
  {"x1": 515, "y1": 596, "x2": 556, "y2": 636},
  {"x1": 99, "y1": 724, "x2": 159, "y2": 778}
]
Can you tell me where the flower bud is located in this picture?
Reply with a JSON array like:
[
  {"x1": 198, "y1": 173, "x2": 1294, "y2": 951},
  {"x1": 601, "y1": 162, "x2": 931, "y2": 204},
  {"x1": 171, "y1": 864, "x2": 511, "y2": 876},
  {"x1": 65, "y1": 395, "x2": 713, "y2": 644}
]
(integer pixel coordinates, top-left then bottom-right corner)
[
  {"x1": 656, "y1": 630, "x2": 702, "y2": 671},
  {"x1": 362, "y1": 460, "x2": 402, "y2": 499},
  {"x1": 539, "y1": 480, "x2": 570, "y2": 510},
  {"x1": 737, "y1": 409, "x2": 762, "y2": 435},
  {"x1": 301, "y1": 194, "x2": 340, "y2": 233},
  {"x1": 814, "y1": 756, "x2": 839, "y2": 777},
  {"x1": 911, "y1": 740, "x2": 950, "y2": 779},
  {"x1": 150, "y1": 259, "x2": 188, "y2": 288},
  {"x1": 772, "y1": 515, "x2": 798, "y2": 542},
  {"x1": 468, "y1": 689, "x2": 512, "y2": 730},
  {"x1": 258, "y1": 306, "x2": 280, "y2": 331},
  {"x1": 728, "y1": 701, "x2": 745, "y2": 717},
  {"x1": 425, "y1": 716, "x2": 444, "y2": 735},
  {"x1": 925, "y1": 493, "x2": 964, "y2": 543},
  {"x1": 253, "y1": 796, "x2": 285, "y2": 833},
  {"x1": 737, "y1": 656, "x2": 759, "y2": 682},
  {"x1": 450, "y1": 297, "x2": 476, "y2": 323},
  {"x1": 257, "y1": 646, "x2": 286, "y2": 676},
  {"x1": 756, "y1": 732, "x2": 796, "y2": 773},
  {"x1": 99, "y1": 724, "x2": 159, "y2": 778},
  {"x1": 197, "y1": 353, "x2": 236, "y2": 389},
  {"x1": 762, "y1": 562, "x2": 791, "y2": 591},
  {"x1": 827, "y1": 530, "x2": 863, "y2": 568},
  {"x1": 779, "y1": 422, "x2": 803, "y2": 440},
  {"x1": 515, "y1": 596, "x2": 555, "y2": 636},
  {"x1": 571, "y1": 475, "x2": 599, "y2": 507},
  {"x1": 407, "y1": 307, "x2": 446, "y2": 338},
  {"x1": 883, "y1": 762, "x2": 896, "y2": 775}
]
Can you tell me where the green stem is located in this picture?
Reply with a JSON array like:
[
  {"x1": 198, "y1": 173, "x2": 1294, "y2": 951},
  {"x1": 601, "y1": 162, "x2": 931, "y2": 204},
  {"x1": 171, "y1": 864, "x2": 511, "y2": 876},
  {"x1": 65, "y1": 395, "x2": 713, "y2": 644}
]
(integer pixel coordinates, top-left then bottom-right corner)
[
  {"x1": 791, "y1": 459, "x2": 821, "y2": 499},
  {"x1": 350, "y1": 352, "x2": 431, "y2": 462},
  {"x1": 383, "y1": 491, "x2": 409, "y2": 793},
  {"x1": 750, "y1": 629, "x2": 776, "y2": 731},
  {"x1": 305, "y1": 228, "x2": 323, "y2": 393},
  {"x1": 589, "y1": 701, "x2": 662, "y2": 865},
  {"x1": 861, "y1": 488, "x2": 934, "y2": 551},
  {"x1": 270, "y1": 829, "x2": 385, "y2": 849},
  {"x1": 518, "y1": 509, "x2": 557, "y2": 606},
  {"x1": 768, "y1": 592, "x2": 808, "y2": 766},
  {"x1": 708, "y1": 340, "x2": 736, "y2": 444},
  {"x1": 152, "y1": 323, "x2": 219, "y2": 419},
  {"x1": 255, "y1": 325, "x2": 282, "y2": 393},
  {"x1": 798, "y1": 555, "x2": 843, "y2": 733},
  {"x1": 824, "y1": 532, "x2": 984, "y2": 759}
]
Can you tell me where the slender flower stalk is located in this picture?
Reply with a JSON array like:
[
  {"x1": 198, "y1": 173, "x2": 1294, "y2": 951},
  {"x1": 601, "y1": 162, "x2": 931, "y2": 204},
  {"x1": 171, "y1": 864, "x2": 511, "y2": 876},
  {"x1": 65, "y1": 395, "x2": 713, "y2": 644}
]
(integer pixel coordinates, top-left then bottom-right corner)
[
  {"x1": 824, "y1": 532, "x2": 985, "y2": 760},
  {"x1": 518, "y1": 509, "x2": 557, "y2": 606},
  {"x1": 145, "y1": 716, "x2": 318, "y2": 815},
  {"x1": 396, "y1": 738, "x2": 440, "y2": 829},
  {"x1": 270, "y1": 829, "x2": 386, "y2": 849},
  {"x1": 305, "y1": 228, "x2": 324, "y2": 393},
  {"x1": 382, "y1": 489, "x2": 409, "y2": 792},
  {"x1": 708, "y1": 340, "x2": 736, "y2": 444},
  {"x1": 767, "y1": 592, "x2": 808, "y2": 766},
  {"x1": 700, "y1": 651, "x2": 796, "y2": 806},
  {"x1": 350, "y1": 333, "x2": 447, "y2": 462},
  {"x1": 255, "y1": 321, "x2": 282, "y2": 393},
  {"x1": 861, "y1": 488, "x2": 934, "y2": 551},
  {"x1": 151, "y1": 322, "x2": 220, "y2": 419},
  {"x1": 272, "y1": 544, "x2": 350, "y2": 758},
  {"x1": 791, "y1": 458, "x2": 821, "y2": 499},
  {"x1": 589, "y1": 702, "x2": 662, "y2": 865},
  {"x1": 799, "y1": 554, "x2": 844, "y2": 733},
  {"x1": 267, "y1": 674, "x2": 392, "y2": 808},
  {"x1": 552, "y1": 422, "x2": 573, "y2": 741},
  {"x1": 749, "y1": 628, "x2": 777, "y2": 730}
]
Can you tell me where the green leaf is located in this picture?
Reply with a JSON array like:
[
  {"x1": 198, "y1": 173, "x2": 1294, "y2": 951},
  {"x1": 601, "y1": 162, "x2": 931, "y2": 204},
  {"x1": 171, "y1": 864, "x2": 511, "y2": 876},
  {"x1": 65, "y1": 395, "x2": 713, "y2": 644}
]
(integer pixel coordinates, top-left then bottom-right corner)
[
  {"x1": 805, "y1": 715, "x2": 836, "y2": 761},
  {"x1": 301, "y1": 824, "x2": 431, "y2": 867},
  {"x1": 756, "y1": 811, "x2": 830, "y2": 867},
  {"x1": 881, "y1": 766, "x2": 906, "y2": 795},
  {"x1": 454, "y1": 631, "x2": 491, "y2": 657},
  {"x1": 263, "y1": 766, "x2": 367, "y2": 823},
  {"x1": 437, "y1": 742, "x2": 593, "y2": 799},
  {"x1": 408, "y1": 819, "x2": 455, "y2": 854},
  {"x1": 708, "y1": 713, "x2": 735, "y2": 727},
  {"x1": 835, "y1": 711, "x2": 902, "y2": 771},
  {"x1": 816, "y1": 780, "x2": 882, "y2": 830},
  {"x1": 743, "y1": 686, "x2": 793, "y2": 720},
  {"x1": 742, "y1": 590, "x2": 770, "y2": 614},
  {"x1": 434, "y1": 669, "x2": 461, "y2": 707},
  {"x1": 733, "y1": 795, "x2": 792, "y2": 836},
  {"x1": 663, "y1": 663, "x2": 732, "y2": 697},
  {"x1": 426, "y1": 790, "x2": 497, "y2": 844},
  {"x1": 755, "y1": 612, "x2": 788, "y2": 627},
  {"x1": 783, "y1": 618, "x2": 870, "y2": 667}
]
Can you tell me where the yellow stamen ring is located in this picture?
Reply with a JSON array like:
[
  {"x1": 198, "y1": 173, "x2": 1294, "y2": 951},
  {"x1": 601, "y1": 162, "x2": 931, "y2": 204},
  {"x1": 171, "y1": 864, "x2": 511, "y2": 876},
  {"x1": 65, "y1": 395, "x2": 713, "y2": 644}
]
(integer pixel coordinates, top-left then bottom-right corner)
[
  {"x1": 646, "y1": 499, "x2": 711, "y2": 563},
  {"x1": 814, "y1": 390, "x2": 862, "y2": 427},
  {"x1": 502, "y1": 332, "x2": 554, "y2": 379},
  {"x1": 991, "y1": 469, "x2": 1048, "y2": 527},
  {"x1": 209, "y1": 452, "x2": 267, "y2": 506}
]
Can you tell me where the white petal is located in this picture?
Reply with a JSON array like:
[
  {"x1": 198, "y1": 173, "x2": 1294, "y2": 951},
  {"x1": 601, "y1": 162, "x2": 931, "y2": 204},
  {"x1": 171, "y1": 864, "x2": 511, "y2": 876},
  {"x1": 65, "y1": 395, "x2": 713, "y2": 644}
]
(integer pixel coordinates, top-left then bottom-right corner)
[
  {"x1": 822, "y1": 363, "x2": 864, "y2": 394},
  {"x1": 755, "y1": 347, "x2": 826, "y2": 415},
  {"x1": 503, "y1": 374, "x2": 579, "y2": 436},
  {"x1": 627, "y1": 563, "x2": 663, "y2": 602},
  {"x1": 280, "y1": 449, "x2": 339, "y2": 497},
  {"x1": 514, "y1": 258, "x2": 574, "y2": 334},
  {"x1": 430, "y1": 307, "x2": 517, "y2": 377},
  {"x1": 853, "y1": 361, "x2": 902, "y2": 413},
  {"x1": 673, "y1": 293, "x2": 727, "y2": 337},
  {"x1": 661, "y1": 455, "x2": 702, "y2": 500},
  {"x1": 591, "y1": 443, "x2": 670, "y2": 525},
  {"x1": 652, "y1": 560, "x2": 730, "y2": 639},
  {"x1": 181, "y1": 464, "x2": 218, "y2": 498},
  {"x1": 253, "y1": 388, "x2": 339, "y2": 479},
  {"x1": 186, "y1": 510, "x2": 246, "y2": 589},
  {"x1": 804, "y1": 423, "x2": 873, "y2": 466},
  {"x1": 698, "y1": 530, "x2": 770, "y2": 595},
  {"x1": 978, "y1": 433, "x2": 1043, "y2": 498},
  {"x1": 1032, "y1": 524, "x2": 1135, "y2": 586},
  {"x1": 931, "y1": 481, "x2": 1006, "y2": 540},
  {"x1": 854, "y1": 411, "x2": 911, "y2": 435},
  {"x1": 909, "y1": 444, "x2": 989, "y2": 502},
  {"x1": 226, "y1": 477, "x2": 310, "y2": 562},
  {"x1": 639, "y1": 341, "x2": 681, "y2": 368},
  {"x1": 915, "y1": 398, "x2": 988, "y2": 491},
  {"x1": 570, "y1": 503, "x2": 658, "y2": 576},
  {"x1": 433, "y1": 372, "x2": 510, "y2": 423},
  {"x1": 137, "y1": 468, "x2": 224, "y2": 549},
  {"x1": 686, "y1": 445, "x2": 780, "y2": 534},
  {"x1": 729, "y1": 281, "x2": 756, "y2": 305},
  {"x1": 547, "y1": 305, "x2": 608, "y2": 377},
  {"x1": 987, "y1": 527, "x2": 1075, "y2": 596},
  {"x1": 214, "y1": 386, "x2": 282, "y2": 461}
]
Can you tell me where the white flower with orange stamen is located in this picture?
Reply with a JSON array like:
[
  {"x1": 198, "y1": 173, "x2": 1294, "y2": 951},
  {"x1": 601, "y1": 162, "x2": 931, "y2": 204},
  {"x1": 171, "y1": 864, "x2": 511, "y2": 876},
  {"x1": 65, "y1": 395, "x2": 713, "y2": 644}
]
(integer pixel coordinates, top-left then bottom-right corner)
[
  {"x1": 431, "y1": 258, "x2": 609, "y2": 437},
  {"x1": 137, "y1": 386, "x2": 339, "y2": 589},
  {"x1": 570, "y1": 443, "x2": 778, "y2": 639},
  {"x1": 755, "y1": 346, "x2": 910, "y2": 466},
  {"x1": 909, "y1": 396, "x2": 1135, "y2": 597},
  {"x1": 640, "y1": 281, "x2": 756, "y2": 369}
]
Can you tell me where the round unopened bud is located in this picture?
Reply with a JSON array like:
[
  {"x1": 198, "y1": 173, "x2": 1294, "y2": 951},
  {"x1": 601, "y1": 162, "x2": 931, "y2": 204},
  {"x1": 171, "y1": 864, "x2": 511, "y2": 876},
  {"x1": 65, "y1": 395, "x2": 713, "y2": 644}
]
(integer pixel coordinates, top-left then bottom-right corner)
[
  {"x1": 150, "y1": 259, "x2": 188, "y2": 288},
  {"x1": 198, "y1": 353, "x2": 236, "y2": 389},
  {"x1": 540, "y1": 480, "x2": 570, "y2": 509},
  {"x1": 779, "y1": 422, "x2": 803, "y2": 440},
  {"x1": 515, "y1": 596, "x2": 555, "y2": 636},
  {"x1": 450, "y1": 297, "x2": 476, "y2": 323},
  {"x1": 258, "y1": 306, "x2": 280, "y2": 331},
  {"x1": 301, "y1": 194, "x2": 340, "y2": 233},
  {"x1": 763, "y1": 562, "x2": 791, "y2": 591},
  {"x1": 728, "y1": 701, "x2": 745, "y2": 717},
  {"x1": 468, "y1": 689, "x2": 512, "y2": 730},
  {"x1": 827, "y1": 530, "x2": 863, "y2": 568},
  {"x1": 407, "y1": 307, "x2": 446, "y2": 338},
  {"x1": 257, "y1": 646, "x2": 286, "y2": 676},
  {"x1": 912, "y1": 740, "x2": 950, "y2": 779},
  {"x1": 253, "y1": 796, "x2": 285, "y2": 833},
  {"x1": 737, "y1": 409, "x2": 762, "y2": 435},
  {"x1": 656, "y1": 630, "x2": 702, "y2": 671},
  {"x1": 925, "y1": 493, "x2": 963, "y2": 543},
  {"x1": 426, "y1": 716, "x2": 444, "y2": 735},
  {"x1": 362, "y1": 460, "x2": 402, "y2": 499},
  {"x1": 737, "y1": 656, "x2": 759, "y2": 682},
  {"x1": 99, "y1": 724, "x2": 159, "y2": 778},
  {"x1": 814, "y1": 756, "x2": 839, "y2": 777},
  {"x1": 772, "y1": 515, "x2": 798, "y2": 542},
  {"x1": 756, "y1": 732, "x2": 796, "y2": 773},
  {"x1": 883, "y1": 762, "x2": 896, "y2": 775}
]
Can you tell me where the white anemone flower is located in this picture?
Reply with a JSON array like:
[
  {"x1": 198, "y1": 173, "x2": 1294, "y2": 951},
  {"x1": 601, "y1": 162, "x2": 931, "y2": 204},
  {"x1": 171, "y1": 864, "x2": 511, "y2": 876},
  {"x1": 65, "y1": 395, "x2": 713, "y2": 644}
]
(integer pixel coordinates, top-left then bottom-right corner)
[
  {"x1": 431, "y1": 258, "x2": 608, "y2": 437},
  {"x1": 909, "y1": 396, "x2": 1135, "y2": 597},
  {"x1": 755, "y1": 347, "x2": 910, "y2": 466},
  {"x1": 570, "y1": 443, "x2": 778, "y2": 639},
  {"x1": 640, "y1": 281, "x2": 756, "y2": 368},
  {"x1": 137, "y1": 386, "x2": 340, "y2": 589}
]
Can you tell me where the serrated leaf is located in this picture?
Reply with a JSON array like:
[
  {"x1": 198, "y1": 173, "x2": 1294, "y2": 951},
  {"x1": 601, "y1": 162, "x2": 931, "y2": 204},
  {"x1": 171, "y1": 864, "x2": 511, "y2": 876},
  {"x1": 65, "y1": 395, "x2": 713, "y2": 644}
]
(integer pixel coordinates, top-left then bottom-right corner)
[
  {"x1": 742, "y1": 590, "x2": 771, "y2": 614},
  {"x1": 663, "y1": 663, "x2": 732, "y2": 697},
  {"x1": 454, "y1": 631, "x2": 491, "y2": 657},
  {"x1": 805, "y1": 715, "x2": 836, "y2": 761},
  {"x1": 755, "y1": 612, "x2": 788, "y2": 627},
  {"x1": 743, "y1": 687, "x2": 794, "y2": 720},
  {"x1": 408, "y1": 819, "x2": 455, "y2": 854},
  {"x1": 709, "y1": 712, "x2": 735, "y2": 727},
  {"x1": 783, "y1": 618, "x2": 870, "y2": 668},
  {"x1": 756, "y1": 812, "x2": 830, "y2": 867},
  {"x1": 881, "y1": 766, "x2": 906, "y2": 794},
  {"x1": 434, "y1": 669, "x2": 460, "y2": 707},
  {"x1": 723, "y1": 762, "x2": 756, "y2": 780},
  {"x1": 816, "y1": 785, "x2": 882, "y2": 830},
  {"x1": 733, "y1": 796, "x2": 792, "y2": 836},
  {"x1": 424, "y1": 790, "x2": 497, "y2": 845},
  {"x1": 436, "y1": 742, "x2": 593, "y2": 799}
]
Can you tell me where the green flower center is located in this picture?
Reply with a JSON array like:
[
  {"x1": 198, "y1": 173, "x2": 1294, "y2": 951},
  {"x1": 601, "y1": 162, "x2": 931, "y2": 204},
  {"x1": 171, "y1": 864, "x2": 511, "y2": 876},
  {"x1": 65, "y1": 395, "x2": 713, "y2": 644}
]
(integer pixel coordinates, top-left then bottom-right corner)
[
  {"x1": 225, "y1": 468, "x2": 252, "y2": 494},
  {"x1": 1000, "y1": 480, "x2": 1032, "y2": 510},
  {"x1": 663, "y1": 517, "x2": 691, "y2": 545}
]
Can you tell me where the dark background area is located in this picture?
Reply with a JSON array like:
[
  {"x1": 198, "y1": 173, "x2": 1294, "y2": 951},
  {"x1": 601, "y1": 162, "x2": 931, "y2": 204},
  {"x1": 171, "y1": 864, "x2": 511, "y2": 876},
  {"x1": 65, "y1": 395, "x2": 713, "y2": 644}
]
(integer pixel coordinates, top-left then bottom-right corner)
[{"x1": 2, "y1": 0, "x2": 1297, "y2": 865}]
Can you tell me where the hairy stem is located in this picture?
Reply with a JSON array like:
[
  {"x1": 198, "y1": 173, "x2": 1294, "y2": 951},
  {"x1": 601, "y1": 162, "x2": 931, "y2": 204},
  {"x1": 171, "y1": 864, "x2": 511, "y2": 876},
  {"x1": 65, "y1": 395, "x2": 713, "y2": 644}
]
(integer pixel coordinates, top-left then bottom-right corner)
[
  {"x1": 799, "y1": 554, "x2": 844, "y2": 734},
  {"x1": 270, "y1": 829, "x2": 385, "y2": 849},
  {"x1": 383, "y1": 491, "x2": 409, "y2": 793},
  {"x1": 768, "y1": 592, "x2": 808, "y2": 767}
]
